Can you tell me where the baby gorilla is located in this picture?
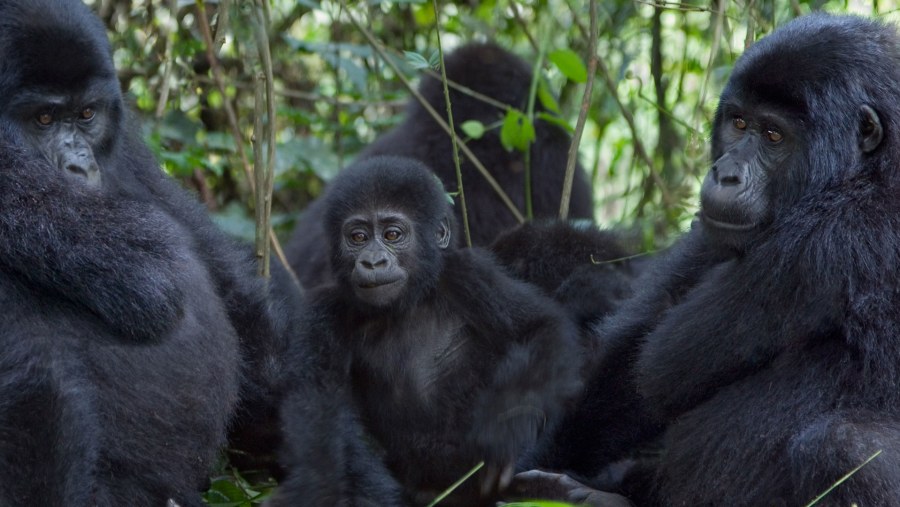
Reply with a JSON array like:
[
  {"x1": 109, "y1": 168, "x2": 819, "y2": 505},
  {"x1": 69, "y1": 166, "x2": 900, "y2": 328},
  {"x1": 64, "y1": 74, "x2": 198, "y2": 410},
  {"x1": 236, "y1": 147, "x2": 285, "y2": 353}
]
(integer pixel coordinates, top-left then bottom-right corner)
[{"x1": 273, "y1": 156, "x2": 582, "y2": 506}]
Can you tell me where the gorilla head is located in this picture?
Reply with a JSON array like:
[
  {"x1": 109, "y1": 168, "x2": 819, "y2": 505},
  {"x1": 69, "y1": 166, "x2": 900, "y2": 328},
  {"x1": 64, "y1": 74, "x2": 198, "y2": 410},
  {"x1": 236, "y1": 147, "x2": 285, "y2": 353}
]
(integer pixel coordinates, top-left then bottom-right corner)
[
  {"x1": 700, "y1": 14, "x2": 897, "y2": 251},
  {"x1": 323, "y1": 156, "x2": 455, "y2": 310},
  {"x1": 0, "y1": 0, "x2": 125, "y2": 186}
]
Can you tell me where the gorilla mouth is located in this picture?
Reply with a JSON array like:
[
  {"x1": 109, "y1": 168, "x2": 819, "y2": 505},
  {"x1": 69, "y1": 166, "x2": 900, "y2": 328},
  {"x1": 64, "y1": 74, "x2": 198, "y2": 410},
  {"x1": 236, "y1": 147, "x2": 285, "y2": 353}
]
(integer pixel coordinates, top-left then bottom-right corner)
[
  {"x1": 358, "y1": 281, "x2": 394, "y2": 289},
  {"x1": 700, "y1": 212, "x2": 757, "y2": 232},
  {"x1": 354, "y1": 277, "x2": 406, "y2": 307},
  {"x1": 356, "y1": 277, "x2": 405, "y2": 291}
]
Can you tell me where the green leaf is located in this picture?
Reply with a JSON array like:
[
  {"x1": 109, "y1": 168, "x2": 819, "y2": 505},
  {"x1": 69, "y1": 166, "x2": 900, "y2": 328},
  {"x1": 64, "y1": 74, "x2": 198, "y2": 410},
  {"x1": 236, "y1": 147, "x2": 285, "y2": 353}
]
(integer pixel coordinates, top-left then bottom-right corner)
[
  {"x1": 428, "y1": 49, "x2": 441, "y2": 70},
  {"x1": 404, "y1": 50, "x2": 431, "y2": 70},
  {"x1": 500, "y1": 109, "x2": 536, "y2": 152},
  {"x1": 460, "y1": 120, "x2": 486, "y2": 139},
  {"x1": 537, "y1": 79, "x2": 561, "y2": 114},
  {"x1": 549, "y1": 48, "x2": 588, "y2": 83},
  {"x1": 537, "y1": 112, "x2": 575, "y2": 133}
]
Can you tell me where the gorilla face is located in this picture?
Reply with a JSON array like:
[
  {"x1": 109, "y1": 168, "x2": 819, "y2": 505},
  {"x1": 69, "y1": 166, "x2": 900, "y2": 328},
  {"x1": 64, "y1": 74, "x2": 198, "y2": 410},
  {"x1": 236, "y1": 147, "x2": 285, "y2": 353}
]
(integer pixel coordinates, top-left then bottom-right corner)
[{"x1": 0, "y1": 1, "x2": 124, "y2": 188}]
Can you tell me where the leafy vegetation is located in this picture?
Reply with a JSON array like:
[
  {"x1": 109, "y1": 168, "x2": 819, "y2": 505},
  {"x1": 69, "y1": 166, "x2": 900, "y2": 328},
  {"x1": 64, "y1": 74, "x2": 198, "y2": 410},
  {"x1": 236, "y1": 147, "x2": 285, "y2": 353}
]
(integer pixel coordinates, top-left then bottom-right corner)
[{"x1": 91, "y1": 0, "x2": 899, "y2": 250}]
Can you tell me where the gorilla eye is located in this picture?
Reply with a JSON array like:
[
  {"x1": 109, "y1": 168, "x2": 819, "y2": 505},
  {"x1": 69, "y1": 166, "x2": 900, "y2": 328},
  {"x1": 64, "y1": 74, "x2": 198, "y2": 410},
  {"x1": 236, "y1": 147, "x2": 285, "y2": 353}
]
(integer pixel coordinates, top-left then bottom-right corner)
[
  {"x1": 383, "y1": 229, "x2": 402, "y2": 242},
  {"x1": 80, "y1": 108, "x2": 95, "y2": 121},
  {"x1": 732, "y1": 117, "x2": 747, "y2": 130},
  {"x1": 766, "y1": 130, "x2": 783, "y2": 143},
  {"x1": 36, "y1": 112, "x2": 53, "y2": 126},
  {"x1": 350, "y1": 232, "x2": 368, "y2": 244}
]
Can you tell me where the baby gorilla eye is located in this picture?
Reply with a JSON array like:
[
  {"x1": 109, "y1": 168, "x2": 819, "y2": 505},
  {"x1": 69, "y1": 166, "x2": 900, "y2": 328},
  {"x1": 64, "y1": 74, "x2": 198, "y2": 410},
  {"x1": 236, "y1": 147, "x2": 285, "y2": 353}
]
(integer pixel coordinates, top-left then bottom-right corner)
[
  {"x1": 36, "y1": 112, "x2": 53, "y2": 126},
  {"x1": 732, "y1": 116, "x2": 747, "y2": 130},
  {"x1": 350, "y1": 232, "x2": 368, "y2": 244},
  {"x1": 81, "y1": 107, "x2": 95, "y2": 121},
  {"x1": 766, "y1": 129, "x2": 783, "y2": 143}
]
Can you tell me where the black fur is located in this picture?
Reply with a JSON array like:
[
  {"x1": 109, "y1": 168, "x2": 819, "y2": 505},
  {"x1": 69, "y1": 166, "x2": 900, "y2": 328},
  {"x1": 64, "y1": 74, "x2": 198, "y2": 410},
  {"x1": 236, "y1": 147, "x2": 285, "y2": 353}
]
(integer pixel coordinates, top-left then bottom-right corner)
[
  {"x1": 490, "y1": 221, "x2": 639, "y2": 331},
  {"x1": 536, "y1": 14, "x2": 900, "y2": 506},
  {"x1": 0, "y1": 125, "x2": 239, "y2": 506},
  {"x1": 489, "y1": 221, "x2": 649, "y2": 477},
  {"x1": 286, "y1": 42, "x2": 595, "y2": 288},
  {"x1": 276, "y1": 157, "x2": 582, "y2": 506},
  {"x1": 0, "y1": 0, "x2": 302, "y2": 487}
]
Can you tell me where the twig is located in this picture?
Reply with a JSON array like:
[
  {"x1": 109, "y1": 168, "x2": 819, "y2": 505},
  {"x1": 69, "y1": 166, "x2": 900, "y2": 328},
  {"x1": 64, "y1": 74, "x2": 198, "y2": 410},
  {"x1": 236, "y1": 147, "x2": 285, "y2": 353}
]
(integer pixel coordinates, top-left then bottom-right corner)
[
  {"x1": 509, "y1": 2, "x2": 539, "y2": 53},
  {"x1": 253, "y1": 72, "x2": 267, "y2": 275},
  {"x1": 567, "y1": 0, "x2": 673, "y2": 207},
  {"x1": 212, "y1": 0, "x2": 230, "y2": 53},
  {"x1": 154, "y1": 0, "x2": 178, "y2": 119},
  {"x1": 594, "y1": 53, "x2": 673, "y2": 207},
  {"x1": 559, "y1": 0, "x2": 598, "y2": 220},
  {"x1": 420, "y1": 69, "x2": 510, "y2": 110},
  {"x1": 194, "y1": 0, "x2": 301, "y2": 286},
  {"x1": 341, "y1": 2, "x2": 525, "y2": 224},
  {"x1": 196, "y1": 0, "x2": 251, "y2": 178},
  {"x1": 432, "y1": 0, "x2": 472, "y2": 247},
  {"x1": 251, "y1": 0, "x2": 276, "y2": 278}
]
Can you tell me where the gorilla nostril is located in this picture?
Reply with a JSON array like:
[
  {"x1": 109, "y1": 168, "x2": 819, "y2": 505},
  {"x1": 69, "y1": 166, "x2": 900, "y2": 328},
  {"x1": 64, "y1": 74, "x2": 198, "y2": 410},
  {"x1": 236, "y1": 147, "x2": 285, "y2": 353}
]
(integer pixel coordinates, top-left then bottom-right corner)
[
  {"x1": 720, "y1": 175, "x2": 742, "y2": 186},
  {"x1": 361, "y1": 258, "x2": 387, "y2": 270}
]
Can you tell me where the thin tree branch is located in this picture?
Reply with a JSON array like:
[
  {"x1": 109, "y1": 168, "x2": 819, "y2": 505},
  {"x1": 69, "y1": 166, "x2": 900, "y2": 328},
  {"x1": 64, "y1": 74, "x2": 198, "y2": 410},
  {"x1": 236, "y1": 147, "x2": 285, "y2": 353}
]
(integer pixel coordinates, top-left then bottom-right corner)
[
  {"x1": 560, "y1": 0, "x2": 598, "y2": 220},
  {"x1": 341, "y1": 2, "x2": 525, "y2": 224},
  {"x1": 195, "y1": 0, "x2": 300, "y2": 287},
  {"x1": 432, "y1": 0, "x2": 472, "y2": 247}
]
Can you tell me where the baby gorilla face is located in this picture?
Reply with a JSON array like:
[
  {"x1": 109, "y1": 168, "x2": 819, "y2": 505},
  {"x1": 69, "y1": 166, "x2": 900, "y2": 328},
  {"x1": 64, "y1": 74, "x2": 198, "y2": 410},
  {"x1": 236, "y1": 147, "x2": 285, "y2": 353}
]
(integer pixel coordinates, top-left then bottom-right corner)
[{"x1": 342, "y1": 210, "x2": 414, "y2": 307}]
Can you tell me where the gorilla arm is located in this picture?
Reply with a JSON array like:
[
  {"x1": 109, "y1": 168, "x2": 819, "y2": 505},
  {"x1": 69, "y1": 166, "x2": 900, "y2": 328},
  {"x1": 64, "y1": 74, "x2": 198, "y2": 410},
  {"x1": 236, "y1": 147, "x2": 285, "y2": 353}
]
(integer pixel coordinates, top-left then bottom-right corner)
[
  {"x1": 446, "y1": 250, "x2": 583, "y2": 492},
  {"x1": 0, "y1": 139, "x2": 186, "y2": 343},
  {"x1": 273, "y1": 291, "x2": 405, "y2": 507},
  {"x1": 634, "y1": 191, "x2": 891, "y2": 419}
]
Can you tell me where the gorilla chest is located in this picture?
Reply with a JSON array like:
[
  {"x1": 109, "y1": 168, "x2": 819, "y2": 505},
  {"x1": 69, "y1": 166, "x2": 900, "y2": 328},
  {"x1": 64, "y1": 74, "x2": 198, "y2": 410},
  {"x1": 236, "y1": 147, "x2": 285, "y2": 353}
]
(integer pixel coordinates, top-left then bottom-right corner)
[{"x1": 351, "y1": 308, "x2": 473, "y2": 416}]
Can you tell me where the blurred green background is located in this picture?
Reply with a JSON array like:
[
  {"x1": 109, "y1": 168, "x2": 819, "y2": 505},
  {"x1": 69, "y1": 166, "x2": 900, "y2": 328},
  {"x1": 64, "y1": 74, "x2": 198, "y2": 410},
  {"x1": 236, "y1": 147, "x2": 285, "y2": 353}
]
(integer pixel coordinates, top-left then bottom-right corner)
[{"x1": 86, "y1": 0, "x2": 900, "y2": 250}]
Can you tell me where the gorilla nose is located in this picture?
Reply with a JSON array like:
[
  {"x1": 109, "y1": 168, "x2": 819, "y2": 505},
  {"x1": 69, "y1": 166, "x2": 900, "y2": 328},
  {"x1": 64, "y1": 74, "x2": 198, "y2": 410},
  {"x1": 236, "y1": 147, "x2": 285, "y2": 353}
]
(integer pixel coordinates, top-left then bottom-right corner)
[
  {"x1": 711, "y1": 164, "x2": 744, "y2": 186},
  {"x1": 64, "y1": 157, "x2": 102, "y2": 186},
  {"x1": 359, "y1": 253, "x2": 389, "y2": 270}
]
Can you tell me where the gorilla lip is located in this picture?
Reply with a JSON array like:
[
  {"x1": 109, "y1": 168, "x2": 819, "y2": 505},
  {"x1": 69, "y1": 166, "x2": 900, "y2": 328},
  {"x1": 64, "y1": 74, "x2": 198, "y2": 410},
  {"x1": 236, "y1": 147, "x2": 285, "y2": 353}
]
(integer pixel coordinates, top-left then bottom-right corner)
[
  {"x1": 357, "y1": 278, "x2": 402, "y2": 289},
  {"x1": 700, "y1": 212, "x2": 756, "y2": 232}
]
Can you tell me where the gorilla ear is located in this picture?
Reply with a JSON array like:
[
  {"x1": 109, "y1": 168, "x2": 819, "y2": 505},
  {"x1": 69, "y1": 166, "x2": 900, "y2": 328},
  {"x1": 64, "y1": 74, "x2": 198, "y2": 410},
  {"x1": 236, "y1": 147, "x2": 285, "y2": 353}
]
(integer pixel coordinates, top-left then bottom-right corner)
[
  {"x1": 859, "y1": 104, "x2": 883, "y2": 154},
  {"x1": 437, "y1": 217, "x2": 452, "y2": 249}
]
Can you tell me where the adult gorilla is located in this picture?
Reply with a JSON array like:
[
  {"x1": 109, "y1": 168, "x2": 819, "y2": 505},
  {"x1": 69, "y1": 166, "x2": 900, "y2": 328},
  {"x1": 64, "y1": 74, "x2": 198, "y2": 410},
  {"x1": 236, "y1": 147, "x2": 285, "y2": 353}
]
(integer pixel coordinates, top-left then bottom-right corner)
[
  {"x1": 0, "y1": 0, "x2": 300, "y2": 474},
  {"x1": 518, "y1": 14, "x2": 900, "y2": 506},
  {"x1": 0, "y1": 124, "x2": 239, "y2": 506},
  {"x1": 286, "y1": 42, "x2": 595, "y2": 288}
]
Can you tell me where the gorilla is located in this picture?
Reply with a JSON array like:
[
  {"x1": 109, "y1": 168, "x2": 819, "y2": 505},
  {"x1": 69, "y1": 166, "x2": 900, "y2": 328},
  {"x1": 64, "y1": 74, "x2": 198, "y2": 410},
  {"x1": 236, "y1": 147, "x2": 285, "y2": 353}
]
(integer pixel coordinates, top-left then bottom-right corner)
[
  {"x1": 0, "y1": 124, "x2": 239, "y2": 505},
  {"x1": 518, "y1": 14, "x2": 900, "y2": 507},
  {"x1": 490, "y1": 221, "x2": 640, "y2": 332},
  {"x1": 489, "y1": 221, "x2": 648, "y2": 478},
  {"x1": 0, "y1": 0, "x2": 301, "y2": 478},
  {"x1": 272, "y1": 157, "x2": 582, "y2": 507},
  {"x1": 286, "y1": 42, "x2": 595, "y2": 288}
]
